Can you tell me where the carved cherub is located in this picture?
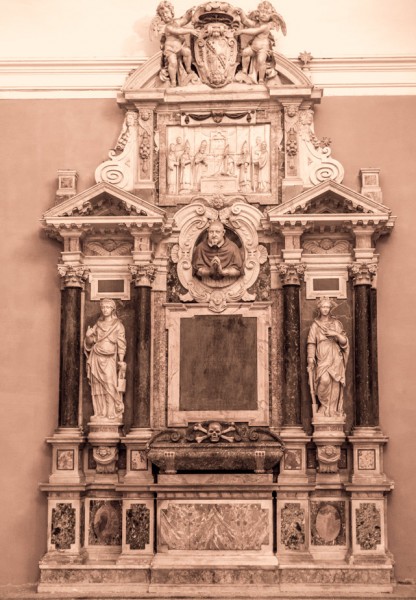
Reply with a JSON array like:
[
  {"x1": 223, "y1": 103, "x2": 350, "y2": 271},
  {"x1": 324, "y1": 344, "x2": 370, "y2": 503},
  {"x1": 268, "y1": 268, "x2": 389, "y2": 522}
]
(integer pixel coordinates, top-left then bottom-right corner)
[
  {"x1": 150, "y1": 1, "x2": 197, "y2": 87},
  {"x1": 238, "y1": 1, "x2": 287, "y2": 84}
]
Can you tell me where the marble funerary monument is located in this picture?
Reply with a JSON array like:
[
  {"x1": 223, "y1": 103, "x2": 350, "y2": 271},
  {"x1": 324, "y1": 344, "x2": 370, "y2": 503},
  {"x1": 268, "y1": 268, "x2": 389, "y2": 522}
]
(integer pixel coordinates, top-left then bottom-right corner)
[{"x1": 39, "y1": 1, "x2": 396, "y2": 595}]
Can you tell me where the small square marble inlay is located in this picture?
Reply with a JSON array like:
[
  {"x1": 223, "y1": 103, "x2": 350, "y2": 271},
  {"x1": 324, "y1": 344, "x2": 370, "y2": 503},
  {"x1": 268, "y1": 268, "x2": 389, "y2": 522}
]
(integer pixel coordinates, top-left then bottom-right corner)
[
  {"x1": 131, "y1": 450, "x2": 147, "y2": 471},
  {"x1": 57, "y1": 449, "x2": 75, "y2": 470},
  {"x1": 284, "y1": 449, "x2": 302, "y2": 470},
  {"x1": 357, "y1": 449, "x2": 376, "y2": 470}
]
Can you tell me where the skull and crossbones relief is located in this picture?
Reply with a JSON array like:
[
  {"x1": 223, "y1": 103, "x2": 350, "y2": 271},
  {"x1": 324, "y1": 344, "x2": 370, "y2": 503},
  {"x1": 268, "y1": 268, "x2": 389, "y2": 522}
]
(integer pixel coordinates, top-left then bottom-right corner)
[{"x1": 194, "y1": 421, "x2": 236, "y2": 443}]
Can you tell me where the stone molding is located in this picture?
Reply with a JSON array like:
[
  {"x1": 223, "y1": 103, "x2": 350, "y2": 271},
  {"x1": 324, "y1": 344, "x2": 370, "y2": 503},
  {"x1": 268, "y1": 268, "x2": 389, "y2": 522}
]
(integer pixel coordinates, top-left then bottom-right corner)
[{"x1": 2, "y1": 56, "x2": 416, "y2": 98}]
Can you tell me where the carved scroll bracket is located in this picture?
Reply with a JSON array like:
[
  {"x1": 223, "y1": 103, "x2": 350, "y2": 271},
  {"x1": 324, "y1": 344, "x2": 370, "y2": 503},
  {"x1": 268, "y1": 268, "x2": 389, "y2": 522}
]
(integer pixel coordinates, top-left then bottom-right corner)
[
  {"x1": 95, "y1": 110, "x2": 138, "y2": 192},
  {"x1": 298, "y1": 106, "x2": 344, "y2": 187}
]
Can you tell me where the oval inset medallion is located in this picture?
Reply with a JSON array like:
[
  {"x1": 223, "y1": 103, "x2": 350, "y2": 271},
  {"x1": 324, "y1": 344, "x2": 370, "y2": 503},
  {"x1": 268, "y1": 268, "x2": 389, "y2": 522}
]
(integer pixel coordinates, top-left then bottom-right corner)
[{"x1": 315, "y1": 504, "x2": 341, "y2": 542}]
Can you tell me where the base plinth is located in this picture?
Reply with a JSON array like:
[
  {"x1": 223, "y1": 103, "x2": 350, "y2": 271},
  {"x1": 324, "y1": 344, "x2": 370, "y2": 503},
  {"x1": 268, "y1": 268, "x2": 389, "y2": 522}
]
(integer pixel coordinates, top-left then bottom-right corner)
[{"x1": 38, "y1": 559, "x2": 393, "y2": 596}]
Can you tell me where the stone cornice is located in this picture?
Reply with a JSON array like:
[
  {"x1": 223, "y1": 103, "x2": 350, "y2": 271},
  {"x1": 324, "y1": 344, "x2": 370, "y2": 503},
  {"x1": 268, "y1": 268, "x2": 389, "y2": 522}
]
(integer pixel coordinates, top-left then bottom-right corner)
[{"x1": 2, "y1": 55, "x2": 416, "y2": 98}]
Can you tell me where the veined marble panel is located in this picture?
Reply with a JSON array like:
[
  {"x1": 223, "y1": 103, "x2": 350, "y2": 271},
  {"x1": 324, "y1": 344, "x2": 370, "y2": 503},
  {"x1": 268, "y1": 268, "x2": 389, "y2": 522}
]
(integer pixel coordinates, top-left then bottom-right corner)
[
  {"x1": 51, "y1": 503, "x2": 76, "y2": 550},
  {"x1": 159, "y1": 502, "x2": 270, "y2": 551}
]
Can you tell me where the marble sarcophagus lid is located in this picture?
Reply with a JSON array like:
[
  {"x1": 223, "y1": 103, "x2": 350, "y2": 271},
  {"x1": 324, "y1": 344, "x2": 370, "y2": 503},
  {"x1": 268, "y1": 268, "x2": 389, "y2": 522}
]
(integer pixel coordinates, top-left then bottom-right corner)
[{"x1": 146, "y1": 422, "x2": 284, "y2": 472}]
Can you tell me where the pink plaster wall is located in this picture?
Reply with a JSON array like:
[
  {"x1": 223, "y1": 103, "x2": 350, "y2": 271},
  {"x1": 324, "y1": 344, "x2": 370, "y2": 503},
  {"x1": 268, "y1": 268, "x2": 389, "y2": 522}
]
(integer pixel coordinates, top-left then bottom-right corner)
[
  {"x1": 314, "y1": 97, "x2": 416, "y2": 578},
  {"x1": 0, "y1": 96, "x2": 415, "y2": 584}
]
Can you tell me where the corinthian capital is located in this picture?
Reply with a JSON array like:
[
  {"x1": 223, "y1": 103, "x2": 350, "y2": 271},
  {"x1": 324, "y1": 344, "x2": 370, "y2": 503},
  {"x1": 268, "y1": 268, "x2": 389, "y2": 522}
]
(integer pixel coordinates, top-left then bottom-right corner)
[
  {"x1": 57, "y1": 265, "x2": 89, "y2": 288},
  {"x1": 278, "y1": 263, "x2": 306, "y2": 286},
  {"x1": 129, "y1": 264, "x2": 157, "y2": 287},
  {"x1": 348, "y1": 262, "x2": 378, "y2": 286}
]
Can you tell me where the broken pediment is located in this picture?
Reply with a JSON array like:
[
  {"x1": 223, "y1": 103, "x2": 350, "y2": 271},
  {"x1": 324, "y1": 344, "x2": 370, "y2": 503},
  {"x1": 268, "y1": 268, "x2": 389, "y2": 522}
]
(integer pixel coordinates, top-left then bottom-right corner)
[
  {"x1": 121, "y1": 49, "x2": 314, "y2": 94},
  {"x1": 118, "y1": 1, "x2": 318, "y2": 98}
]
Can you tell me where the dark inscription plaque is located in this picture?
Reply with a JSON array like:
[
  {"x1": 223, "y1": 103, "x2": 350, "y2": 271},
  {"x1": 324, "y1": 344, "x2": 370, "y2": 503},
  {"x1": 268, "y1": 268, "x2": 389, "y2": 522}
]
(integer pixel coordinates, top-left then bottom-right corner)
[{"x1": 180, "y1": 315, "x2": 257, "y2": 411}]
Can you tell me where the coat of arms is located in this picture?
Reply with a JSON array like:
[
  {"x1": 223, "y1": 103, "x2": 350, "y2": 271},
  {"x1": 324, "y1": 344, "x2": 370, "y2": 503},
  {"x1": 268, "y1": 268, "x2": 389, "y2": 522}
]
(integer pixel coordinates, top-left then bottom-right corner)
[{"x1": 192, "y1": 4, "x2": 240, "y2": 87}]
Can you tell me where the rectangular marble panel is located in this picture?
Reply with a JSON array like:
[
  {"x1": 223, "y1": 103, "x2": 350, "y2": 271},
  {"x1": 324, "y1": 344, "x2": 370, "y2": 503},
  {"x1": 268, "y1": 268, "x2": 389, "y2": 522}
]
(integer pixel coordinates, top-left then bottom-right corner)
[
  {"x1": 131, "y1": 449, "x2": 148, "y2": 471},
  {"x1": 56, "y1": 449, "x2": 74, "y2": 470},
  {"x1": 357, "y1": 449, "x2": 376, "y2": 470},
  {"x1": 180, "y1": 315, "x2": 257, "y2": 411},
  {"x1": 166, "y1": 303, "x2": 271, "y2": 426},
  {"x1": 158, "y1": 500, "x2": 272, "y2": 552}
]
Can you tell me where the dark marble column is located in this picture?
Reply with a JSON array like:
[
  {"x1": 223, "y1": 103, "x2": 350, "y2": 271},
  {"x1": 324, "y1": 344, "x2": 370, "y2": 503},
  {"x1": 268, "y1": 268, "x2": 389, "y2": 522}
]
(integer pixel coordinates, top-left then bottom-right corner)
[
  {"x1": 350, "y1": 263, "x2": 378, "y2": 427},
  {"x1": 370, "y1": 288, "x2": 379, "y2": 425},
  {"x1": 133, "y1": 286, "x2": 151, "y2": 428},
  {"x1": 130, "y1": 265, "x2": 156, "y2": 429},
  {"x1": 278, "y1": 264, "x2": 305, "y2": 427},
  {"x1": 57, "y1": 266, "x2": 88, "y2": 428}
]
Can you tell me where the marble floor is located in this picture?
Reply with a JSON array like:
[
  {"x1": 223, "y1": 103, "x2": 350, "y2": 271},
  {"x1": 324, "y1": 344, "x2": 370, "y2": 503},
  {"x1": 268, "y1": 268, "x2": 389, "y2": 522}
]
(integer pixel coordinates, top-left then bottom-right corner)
[{"x1": 2, "y1": 583, "x2": 416, "y2": 600}]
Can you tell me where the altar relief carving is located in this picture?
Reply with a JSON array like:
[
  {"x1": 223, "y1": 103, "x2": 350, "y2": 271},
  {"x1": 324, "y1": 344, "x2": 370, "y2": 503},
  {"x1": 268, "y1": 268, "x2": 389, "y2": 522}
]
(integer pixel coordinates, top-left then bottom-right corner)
[{"x1": 166, "y1": 124, "x2": 271, "y2": 196}]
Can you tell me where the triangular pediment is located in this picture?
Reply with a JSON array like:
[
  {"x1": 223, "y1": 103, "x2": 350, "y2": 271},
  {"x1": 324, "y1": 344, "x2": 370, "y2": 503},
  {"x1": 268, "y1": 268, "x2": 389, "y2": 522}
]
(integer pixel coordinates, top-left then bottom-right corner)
[
  {"x1": 43, "y1": 182, "x2": 166, "y2": 220},
  {"x1": 268, "y1": 181, "x2": 392, "y2": 218}
]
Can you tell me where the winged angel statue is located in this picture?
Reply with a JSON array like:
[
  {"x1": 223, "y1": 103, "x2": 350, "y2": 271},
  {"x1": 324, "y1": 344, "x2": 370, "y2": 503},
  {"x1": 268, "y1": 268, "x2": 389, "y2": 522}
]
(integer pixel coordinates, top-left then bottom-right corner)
[
  {"x1": 150, "y1": 0, "x2": 287, "y2": 88},
  {"x1": 150, "y1": 0, "x2": 198, "y2": 87},
  {"x1": 237, "y1": 1, "x2": 287, "y2": 84}
]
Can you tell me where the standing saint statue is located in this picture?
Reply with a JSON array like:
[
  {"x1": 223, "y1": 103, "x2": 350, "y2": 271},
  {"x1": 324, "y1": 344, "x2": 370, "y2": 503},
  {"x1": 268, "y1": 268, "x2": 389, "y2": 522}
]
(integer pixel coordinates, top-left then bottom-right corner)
[
  {"x1": 307, "y1": 297, "x2": 349, "y2": 417},
  {"x1": 84, "y1": 298, "x2": 127, "y2": 421}
]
